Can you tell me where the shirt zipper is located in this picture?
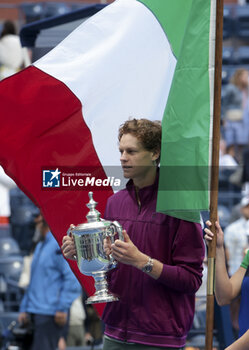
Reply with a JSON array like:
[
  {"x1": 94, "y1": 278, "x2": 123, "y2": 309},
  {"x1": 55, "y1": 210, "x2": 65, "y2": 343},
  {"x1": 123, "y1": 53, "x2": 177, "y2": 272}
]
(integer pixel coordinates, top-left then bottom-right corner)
[{"x1": 135, "y1": 187, "x2": 141, "y2": 214}]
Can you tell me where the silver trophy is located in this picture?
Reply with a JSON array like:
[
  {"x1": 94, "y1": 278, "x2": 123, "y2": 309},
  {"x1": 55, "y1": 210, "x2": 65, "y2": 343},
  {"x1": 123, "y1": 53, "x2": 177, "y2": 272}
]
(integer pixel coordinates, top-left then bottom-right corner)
[{"x1": 67, "y1": 192, "x2": 123, "y2": 304}]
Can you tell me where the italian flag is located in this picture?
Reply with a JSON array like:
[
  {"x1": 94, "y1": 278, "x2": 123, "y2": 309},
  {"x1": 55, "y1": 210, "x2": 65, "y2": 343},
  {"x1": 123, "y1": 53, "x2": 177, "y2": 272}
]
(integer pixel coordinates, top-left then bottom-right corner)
[{"x1": 0, "y1": 0, "x2": 216, "y2": 314}]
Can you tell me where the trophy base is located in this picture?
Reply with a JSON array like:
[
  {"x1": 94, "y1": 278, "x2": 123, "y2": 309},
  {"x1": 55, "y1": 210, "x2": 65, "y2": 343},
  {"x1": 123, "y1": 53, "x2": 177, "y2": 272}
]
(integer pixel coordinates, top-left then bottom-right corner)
[
  {"x1": 86, "y1": 270, "x2": 120, "y2": 304},
  {"x1": 86, "y1": 293, "x2": 119, "y2": 304}
]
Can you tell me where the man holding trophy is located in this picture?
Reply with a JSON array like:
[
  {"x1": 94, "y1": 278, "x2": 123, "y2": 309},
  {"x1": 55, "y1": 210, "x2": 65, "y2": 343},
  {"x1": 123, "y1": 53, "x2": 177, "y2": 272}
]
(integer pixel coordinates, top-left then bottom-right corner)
[{"x1": 62, "y1": 118, "x2": 205, "y2": 350}]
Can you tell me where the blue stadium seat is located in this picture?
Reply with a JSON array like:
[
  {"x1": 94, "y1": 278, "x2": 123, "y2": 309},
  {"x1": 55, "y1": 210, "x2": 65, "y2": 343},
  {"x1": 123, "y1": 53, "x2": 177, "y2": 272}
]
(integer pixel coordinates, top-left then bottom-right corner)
[
  {"x1": 222, "y1": 47, "x2": 234, "y2": 65},
  {"x1": 234, "y1": 5, "x2": 249, "y2": 39},
  {"x1": 9, "y1": 188, "x2": 39, "y2": 254},
  {"x1": 234, "y1": 46, "x2": 249, "y2": 65},
  {"x1": 43, "y1": 2, "x2": 71, "y2": 18},
  {"x1": 0, "y1": 224, "x2": 12, "y2": 237},
  {"x1": 223, "y1": 5, "x2": 234, "y2": 39},
  {"x1": 10, "y1": 188, "x2": 39, "y2": 226},
  {"x1": 0, "y1": 23, "x2": 3, "y2": 36},
  {"x1": 10, "y1": 206, "x2": 38, "y2": 226},
  {"x1": 0, "y1": 237, "x2": 20, "y2": 257},
  {"x1": 20, "y1": 3, "x2": 45, "y2": 23},
  {"x1": 0, "y1": 311, "x2": 19, "y2": 332},
  {"x1": 222, "y1": 65, "x2": 234, "y2": 85},
  {"x1": 0, "y1": 256, "x2": 23, "y2": 282},
  {"x1": 0, "y1": 311, "x2": 33, "y2": 347}
]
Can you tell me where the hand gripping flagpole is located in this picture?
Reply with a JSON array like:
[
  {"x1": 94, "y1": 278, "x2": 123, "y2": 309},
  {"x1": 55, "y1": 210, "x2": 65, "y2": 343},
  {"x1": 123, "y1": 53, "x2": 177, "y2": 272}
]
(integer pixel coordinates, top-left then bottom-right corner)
[{"x1": 205, "y1": 0, "x2": 224, "y2": 349}]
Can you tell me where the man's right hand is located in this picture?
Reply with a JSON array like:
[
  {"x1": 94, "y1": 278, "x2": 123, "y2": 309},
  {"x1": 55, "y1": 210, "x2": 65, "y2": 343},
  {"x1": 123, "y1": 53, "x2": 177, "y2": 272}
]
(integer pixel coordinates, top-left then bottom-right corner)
[
  {"x1": 61, "y1": 235, "x2": 77, "y2": 260},
  {"x1": 18, "y1": 312, "x2": 29, "y2": 325}
]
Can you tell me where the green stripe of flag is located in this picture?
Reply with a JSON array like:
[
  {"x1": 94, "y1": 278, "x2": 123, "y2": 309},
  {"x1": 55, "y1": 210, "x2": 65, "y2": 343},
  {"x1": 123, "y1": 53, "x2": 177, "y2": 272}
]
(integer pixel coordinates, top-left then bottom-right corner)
[
  {"x1": 138, "y1": 0, "x2": 193, "y2": 58},
  {"x1": 139, "y1": 0, "x2": 214, "y2": 222}
]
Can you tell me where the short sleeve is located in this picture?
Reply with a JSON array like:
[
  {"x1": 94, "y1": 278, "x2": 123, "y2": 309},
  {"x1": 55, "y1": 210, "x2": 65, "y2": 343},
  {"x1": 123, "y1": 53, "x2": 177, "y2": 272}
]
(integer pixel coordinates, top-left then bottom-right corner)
[{"x1": 241, "y1": 249, "x2": 249, "y2": 269}]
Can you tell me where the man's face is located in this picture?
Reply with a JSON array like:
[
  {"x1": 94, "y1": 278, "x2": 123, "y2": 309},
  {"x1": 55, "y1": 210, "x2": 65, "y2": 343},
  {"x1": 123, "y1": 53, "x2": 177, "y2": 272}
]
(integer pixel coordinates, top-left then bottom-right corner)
[
  {"x1": 119, "y1": 133, "x2": 158, "y2": 181},
  {"x1": 240, "y1": 70, "x2": 249, "y2": 88},
  {"x1": 34, "y1": 214, "x2": 46, "y2": 239},
  {"x1": 241, "y1": 204, "x2": 249, "y2": 220}
]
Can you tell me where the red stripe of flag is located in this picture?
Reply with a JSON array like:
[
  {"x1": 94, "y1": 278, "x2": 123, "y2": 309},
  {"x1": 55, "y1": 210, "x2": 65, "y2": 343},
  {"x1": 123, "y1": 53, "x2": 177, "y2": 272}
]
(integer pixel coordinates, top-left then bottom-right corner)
[{"x1": 0, "y1": 66, "x2": 113, "y2": 315}]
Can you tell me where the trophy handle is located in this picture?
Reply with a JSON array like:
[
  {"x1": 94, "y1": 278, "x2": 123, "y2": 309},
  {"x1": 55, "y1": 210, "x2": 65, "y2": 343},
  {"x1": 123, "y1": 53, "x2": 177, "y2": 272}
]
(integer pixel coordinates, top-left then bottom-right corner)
[
  {"x1": 105, "y1": 221, "x2": 124, "y2": 266},
  {"x1": 112, "y1": 221, "x2": 124, "y2": 241},
  {"x1": 66, "y1": 226, "x2": 73, "y2": 236}
]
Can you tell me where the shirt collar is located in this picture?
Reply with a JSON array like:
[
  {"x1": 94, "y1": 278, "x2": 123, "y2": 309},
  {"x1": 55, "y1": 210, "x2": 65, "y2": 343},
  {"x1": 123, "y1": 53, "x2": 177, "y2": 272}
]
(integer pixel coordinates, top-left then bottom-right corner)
[{"x1": 126, "y1": 168, "x2": 159, "y2": 205}]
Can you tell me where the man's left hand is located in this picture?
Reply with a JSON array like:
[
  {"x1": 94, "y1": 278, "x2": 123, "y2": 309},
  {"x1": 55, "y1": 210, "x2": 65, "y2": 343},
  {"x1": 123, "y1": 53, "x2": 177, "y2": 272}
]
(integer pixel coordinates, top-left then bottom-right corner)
[
  {"x1": 54, "y1": 311, "x2": 67, "y2": 326},
  {"x1": 111, "y1": 230, "x2": 147, "y2": 268}
]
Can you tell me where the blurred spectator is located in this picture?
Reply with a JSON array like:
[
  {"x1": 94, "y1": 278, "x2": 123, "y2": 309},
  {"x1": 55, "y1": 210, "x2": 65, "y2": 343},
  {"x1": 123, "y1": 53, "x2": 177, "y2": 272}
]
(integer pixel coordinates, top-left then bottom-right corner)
[
  {"x1": 18, "y1": 253, "x2": 33, "y2": 289},
  {"x1": 66, "y1": 295, "x2": 86, "y2": 347},
  {"x1": 18, "y1": 221, "x2": 82, "y2": 350},
  {"x1": 0, "y1": 166, "x2": 16, "y2": 227},
  {"x1": 10, "y1": 187, "x2": 39, "y2": 254},
  {"x1": 219, "y1": 139, "x2": 242, "y2": 193},
  {"x1": 84, "y1": 292, "x2": 104, "y2": 346},
  {"x1": 224, "y1": 197, "x2": 249, "y2": 336},
  {"x1": 224, "y1": 199, "x2": 249, "y2": 276},
  {"x1": 242, "y1": 146, "x2": 249, "y2": 196},
  {"x1": 218, "y1": 204, "x2": 231, "y2": 229},
  {"x1": 18, "y1": 214, "x2": 81, "y2": 350},
  {"x1": 0, "y1": 20, "x2": 31, "y2": 80},
  {"x1": 228, "y1": 201, "x2": 242, "y2": 224},
  {"x1": 220, "y1": 139, "x2": 238, "y2": 167},
  {"x1": 222, "y1": 68, "x2": 249, "y2": 163}
]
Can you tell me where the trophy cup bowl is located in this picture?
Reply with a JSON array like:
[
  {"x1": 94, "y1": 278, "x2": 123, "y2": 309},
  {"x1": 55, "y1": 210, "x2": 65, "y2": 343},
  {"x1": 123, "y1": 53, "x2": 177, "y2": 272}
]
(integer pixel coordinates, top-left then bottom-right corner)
[{"x1": 67, "y1": 192, "x2": 123, "y2": 304}]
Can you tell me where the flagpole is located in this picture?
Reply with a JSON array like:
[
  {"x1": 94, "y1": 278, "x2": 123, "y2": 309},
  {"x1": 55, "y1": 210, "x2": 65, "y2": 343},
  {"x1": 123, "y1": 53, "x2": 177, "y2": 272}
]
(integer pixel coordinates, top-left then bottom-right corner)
[{"x1": 205, "y1": 0, "x2": 224, "y2": 349}]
